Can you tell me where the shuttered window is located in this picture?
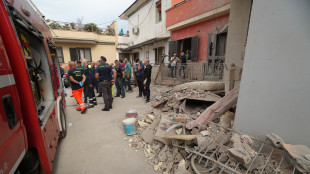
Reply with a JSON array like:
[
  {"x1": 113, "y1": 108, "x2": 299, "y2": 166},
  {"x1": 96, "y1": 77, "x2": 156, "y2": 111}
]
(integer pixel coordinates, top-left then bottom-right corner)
[
  {"x1": 191, "y1": 35, "x2": 199, "y2": 61},
  {"x1": 169, "y1": 40, "x2": 178, "y2": 60}
]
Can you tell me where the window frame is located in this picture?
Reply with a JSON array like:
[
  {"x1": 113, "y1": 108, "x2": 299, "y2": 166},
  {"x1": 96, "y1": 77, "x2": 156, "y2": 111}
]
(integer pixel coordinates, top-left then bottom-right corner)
[
  {"x1": 156, "y1": 1, "x2": 162, "y2": 23},
  {"x1": 56, "y1": 46, "x2": 64, "y2": 63},
  {"x1": 69, "y1": 47, "x2": 92, "y2": 62}
]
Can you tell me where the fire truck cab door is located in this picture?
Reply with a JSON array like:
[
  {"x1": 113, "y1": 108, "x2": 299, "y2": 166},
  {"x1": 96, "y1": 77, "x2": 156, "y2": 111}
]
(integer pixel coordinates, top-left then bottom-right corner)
[{"x1": 0, "y1": 35, "x2": 27, "y2": 174}]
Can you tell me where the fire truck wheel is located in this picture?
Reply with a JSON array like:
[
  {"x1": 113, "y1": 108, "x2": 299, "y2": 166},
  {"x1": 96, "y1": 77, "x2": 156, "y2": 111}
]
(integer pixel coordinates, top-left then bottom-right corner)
[{"x1": 59, "y1": 104, "x2": 67, "y2": 139}]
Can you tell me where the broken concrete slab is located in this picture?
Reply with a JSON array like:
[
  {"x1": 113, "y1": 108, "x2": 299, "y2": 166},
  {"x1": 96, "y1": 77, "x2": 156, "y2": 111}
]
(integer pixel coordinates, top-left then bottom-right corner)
[
  {"x1": 173, "y1": 81, "x2": 225, "y2": 92},
  {"x1": 228, "y1": 147, "x2": 252, "y2": 165},
  {"x1": 283, "y1": 144, "x2": 310, "y2": 172},
  {"x1": 141, "y1": 128, "x2": 155, "y2": 144},
  {"x1": 186, "y1": 85, "x2": 239, "y2": 129},
  {"x1": 178, "y1": 91, "x2": 222, "y2": 102},
  {"x1": 158, "y1": 145, "x2": 168, "y2": 162},
  {"x1": 267, "y1": 134, "x2": 285, "y2": 148}
]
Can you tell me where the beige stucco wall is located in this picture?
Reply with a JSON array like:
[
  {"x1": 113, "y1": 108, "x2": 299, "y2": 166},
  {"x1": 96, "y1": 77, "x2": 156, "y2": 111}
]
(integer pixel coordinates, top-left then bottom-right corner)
[
  {"x1": 52, "y1": 30, "x2": 116, "y2": 43},
  {"x1": 52, "y1": 22, "x2": 118, "y2": 64},
  {"x1": 56, "y1": 42, "x2": 117, "y2": 64}
]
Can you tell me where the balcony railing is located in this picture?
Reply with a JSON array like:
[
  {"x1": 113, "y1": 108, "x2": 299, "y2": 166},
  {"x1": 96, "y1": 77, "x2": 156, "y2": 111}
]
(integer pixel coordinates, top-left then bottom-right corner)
[{"x1": 160, "y1": 62, "x2": 224, "y2": 84}]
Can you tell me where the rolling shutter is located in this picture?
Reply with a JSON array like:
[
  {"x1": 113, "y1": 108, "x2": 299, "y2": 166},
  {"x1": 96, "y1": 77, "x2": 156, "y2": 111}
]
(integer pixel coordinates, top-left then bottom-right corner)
[
  {"x1": 168, "y1": 40, "x2": 178, "y2": 60},
  {"x1": 191, "y1": 35, "x2": 199, "y2": 60}
]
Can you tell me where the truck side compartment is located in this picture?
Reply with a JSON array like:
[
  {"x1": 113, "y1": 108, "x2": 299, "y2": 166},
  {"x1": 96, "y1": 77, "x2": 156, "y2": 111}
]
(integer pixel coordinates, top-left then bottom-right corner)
[{"x1": 0, "y1": 0, "x2": 67, "y2": 173}]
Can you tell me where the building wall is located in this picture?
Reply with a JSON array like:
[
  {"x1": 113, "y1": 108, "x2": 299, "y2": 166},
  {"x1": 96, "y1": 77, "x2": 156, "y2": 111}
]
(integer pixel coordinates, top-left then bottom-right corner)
[
  {"x1": 234, "y1": 0, "x2": 310, "y2": 146},
  {"x1": 55, "y1": 42, "x2": 116, "y2": 64},
  {"x1": 223, "y1": 0, "x2": 252, "y2": 93},
  {"x1": 171, "y1": 0, "x2": 183, "y2": 6},
  {"x1": 52, "y1": 29, "x2": 116, "y2": 43},
  {"x1": 166, "y1": 0, "x2": 230, "y2": 27},
  {"x1": 130, "y1": 40, "x2": 169, "y2": 64},
  {"x1": 127, "y1": 0, "x2": 171, "y2": 45},
  {"x1": 171, "y1": 14, "x2": 229, "y2": 61}
]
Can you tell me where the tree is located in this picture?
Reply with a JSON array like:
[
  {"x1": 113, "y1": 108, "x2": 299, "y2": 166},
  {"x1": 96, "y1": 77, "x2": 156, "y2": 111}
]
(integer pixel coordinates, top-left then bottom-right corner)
[
  {"x1": 70, "y1": 22, "x2": 76, "y2": 29},
  {"x1": 49, "y1": 21, "x2": 62, "y2": 29},
  {"x1": 63, "y1": 23, "x2": 71, "y2": 30},
  {"x1": 83, "y1": 23, "x2": 103, "y2": 34}
]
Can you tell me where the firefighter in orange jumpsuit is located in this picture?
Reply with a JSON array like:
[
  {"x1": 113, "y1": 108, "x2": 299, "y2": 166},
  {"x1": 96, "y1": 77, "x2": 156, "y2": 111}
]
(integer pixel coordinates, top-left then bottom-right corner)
[{"x1": 68, "y1": 61, "x2": 87, "y2": 114}]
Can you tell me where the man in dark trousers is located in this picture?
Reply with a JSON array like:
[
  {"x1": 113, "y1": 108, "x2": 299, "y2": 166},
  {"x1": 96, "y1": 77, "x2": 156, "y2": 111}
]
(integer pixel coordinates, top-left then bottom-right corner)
[
  {"x1": 95, "y1": 56, "x2": 116, "y2": 111},
  {"x1": 83, "y1": 61, "x2": 97, "y2": 108},
  {"x1": 114, "y1": 60, "x2": 126, "y2": 98},
  {"x1": 134, "y1": 59, "x2": 145, "y2": 98},
  {"x1": 143, "y1": 59, "x2": 152, "y2": 103},
  {"x1": 179, "y1": 51, "x2": 187, "y2": 78},
  {"x1": 124, "y1": 58, "x2": 133, "y2": 92}
]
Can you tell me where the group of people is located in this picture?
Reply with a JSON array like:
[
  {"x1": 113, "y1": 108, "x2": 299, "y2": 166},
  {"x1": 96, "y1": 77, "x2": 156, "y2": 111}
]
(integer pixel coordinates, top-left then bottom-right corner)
[
  {"x1": 169, "y1": 50, "x2": 191, "y2": 78},
  {"x1": 64, "y1": 56, "x2": 152, "y2": 114}
]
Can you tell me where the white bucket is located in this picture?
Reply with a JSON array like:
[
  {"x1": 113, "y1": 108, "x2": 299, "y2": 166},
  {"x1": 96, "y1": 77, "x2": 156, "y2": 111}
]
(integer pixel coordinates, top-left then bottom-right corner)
[{"x1": 122, "y1": 118, "x2": 137, "y2": 135}]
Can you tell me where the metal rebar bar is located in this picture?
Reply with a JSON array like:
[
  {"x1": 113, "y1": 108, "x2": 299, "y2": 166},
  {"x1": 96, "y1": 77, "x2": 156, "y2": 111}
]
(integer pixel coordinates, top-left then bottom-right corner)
[
  {"x1": 219, "y1": 158, "x2": 231, "y2": 174},
  {"x1": 245, "y1": 143, "x2": 265, "y2": 174},
  {"x1": 260, "y1": 147, "x2": 274, "y2": 174},
  {"x1": 292, "y1": 166, "x2": 296, "y2": 174},
  {"x1": 187, "y1": 148, "x2": 242, "y2": 174},
  {"x1": 275, "y1": 153, "x2": 285, "y2": 174},
  {"x1": 204, "y1": 132, "x2": 232, "y2": 167}
]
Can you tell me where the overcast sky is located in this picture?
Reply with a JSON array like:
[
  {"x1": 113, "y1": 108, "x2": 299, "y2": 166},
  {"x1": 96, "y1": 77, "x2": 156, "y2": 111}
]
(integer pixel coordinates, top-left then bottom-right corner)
[{"x1": 32, "y1": 0, "x2": 135, "y2": 32}]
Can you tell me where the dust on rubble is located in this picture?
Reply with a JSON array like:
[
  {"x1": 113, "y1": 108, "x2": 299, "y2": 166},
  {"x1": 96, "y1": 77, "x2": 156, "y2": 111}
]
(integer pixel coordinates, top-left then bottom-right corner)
[{"x1": 123, "y1": 83, "x2": 309, "y2": 174}]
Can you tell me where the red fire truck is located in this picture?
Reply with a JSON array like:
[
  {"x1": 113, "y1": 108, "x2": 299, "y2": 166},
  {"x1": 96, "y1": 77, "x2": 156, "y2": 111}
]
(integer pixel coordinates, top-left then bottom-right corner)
[{"x1": 0, "y1": 0, "x2": 67, "y2": 173}]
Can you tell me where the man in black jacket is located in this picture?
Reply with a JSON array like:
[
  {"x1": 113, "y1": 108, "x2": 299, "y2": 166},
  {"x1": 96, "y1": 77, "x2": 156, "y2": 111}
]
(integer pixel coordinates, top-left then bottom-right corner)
[
  {"x1": 143, "y1": 59, "x2": 152, "y2": 103},
  {"x1": 83, "y1": 61, "x2": 97, "y2": 108}
]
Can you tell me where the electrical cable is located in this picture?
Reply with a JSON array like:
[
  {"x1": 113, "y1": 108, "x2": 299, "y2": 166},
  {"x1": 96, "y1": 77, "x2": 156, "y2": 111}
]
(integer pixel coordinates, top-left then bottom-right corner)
[{"x1": 127, "y1": 0, "x2": 154, "y2": 27}]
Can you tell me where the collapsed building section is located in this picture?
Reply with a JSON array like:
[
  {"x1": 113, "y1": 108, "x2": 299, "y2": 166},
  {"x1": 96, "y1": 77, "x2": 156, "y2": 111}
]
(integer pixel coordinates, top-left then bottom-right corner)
[{"x1": 125, "y1": 82, "x2": 310, "y2": 174}]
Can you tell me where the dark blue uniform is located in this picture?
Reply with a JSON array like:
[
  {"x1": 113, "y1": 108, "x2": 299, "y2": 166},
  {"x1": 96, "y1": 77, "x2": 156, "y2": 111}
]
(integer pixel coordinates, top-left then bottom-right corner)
[
  {"x1": 84, "y1": 64, "x2": 97, "y2": 106},
  {"x1": 68, "y1": 67, "x2": 84, "y2": 90},
  {"x1": 143, "y1": 64, "x2": 152, "y2": 102},
  {"x1": 96, "y1": 63, "x2": 113, "y2": 109},
  {"x1": 135, "y1": 63, "x2": 145, "y2": 97},
  {"x1": 115, "y1": 65, "x2": 125, "y2": 98}
]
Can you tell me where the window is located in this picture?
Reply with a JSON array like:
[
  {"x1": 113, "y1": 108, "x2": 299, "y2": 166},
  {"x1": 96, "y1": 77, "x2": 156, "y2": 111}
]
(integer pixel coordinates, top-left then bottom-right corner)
[
  {"x1": 69, "y1": 47, "x2": 92, "y2": 62},
  {"x1": 215, "y1": 33, "x2": 227, "y2": 56},
  {"x1": 56, "y1": 47, "x2": 64, "y2": 63},
  {"x1": 168, "y1": 36, "x2": 199, "y2": 61},
  {"x1": 156, "y1": 1, "x2": 162, "y2": 23}
]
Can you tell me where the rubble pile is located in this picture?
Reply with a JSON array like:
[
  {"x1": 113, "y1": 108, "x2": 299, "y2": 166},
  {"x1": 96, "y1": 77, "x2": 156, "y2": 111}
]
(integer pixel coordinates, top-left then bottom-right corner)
[{"x1": 125, "y1": 82, "x2": 309, "y2": 174}]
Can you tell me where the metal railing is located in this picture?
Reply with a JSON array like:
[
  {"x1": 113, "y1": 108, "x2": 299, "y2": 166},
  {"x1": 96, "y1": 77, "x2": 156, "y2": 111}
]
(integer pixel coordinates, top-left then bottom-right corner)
[{"x1": 160, "y1": 62, "x2": 224, "y2": 83}]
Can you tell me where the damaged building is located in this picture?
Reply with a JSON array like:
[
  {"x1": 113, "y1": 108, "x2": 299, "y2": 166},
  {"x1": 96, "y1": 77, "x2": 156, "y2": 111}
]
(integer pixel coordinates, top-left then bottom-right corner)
[{"x1": 123, "y1": 0, "x2": 310, "y2": 173}]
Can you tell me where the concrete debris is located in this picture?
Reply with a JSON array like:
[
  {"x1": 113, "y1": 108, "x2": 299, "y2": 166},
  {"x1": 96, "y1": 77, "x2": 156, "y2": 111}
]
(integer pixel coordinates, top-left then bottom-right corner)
[
  {"x1": 141, "y1": 128, "x2": 155, "y2": 144},
  {"x1": 199, "y1": 130, "x2": 210, "y2": 136},
  {"x1": 148, "y1": 114, "x2": 155, "y2": 120},
  {"x1": 127, "y1": 82, "x2": 305, "y2": 173},
  {"x1": 186, "y1": 85, "x2": 239, "y2": 129},
  {"x1": 175, "y1": 128, "x2": 182, "y2": 135},
  {"x1": 228, "y1": 147, "x2": 252, "y2": 165},
  {"x1": 173, "y1": 81, "x2": 224, "y2": 92},
  {"x1": 266, "y1": 133, "x2": 285, "y2": 148},
  {"x1": 283, "y1": 144, "x2": 310, "y2": 172},
  {"x1": 138, "y1": 120, "x2": 148, "y2": 127},
  {"x1": 154, "y1": 162, "x2": 163, "y2": 171},
  {"x1": 219, "y1": 111, "x2": 234, "y2": 132}
]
